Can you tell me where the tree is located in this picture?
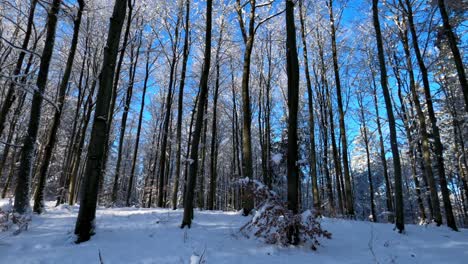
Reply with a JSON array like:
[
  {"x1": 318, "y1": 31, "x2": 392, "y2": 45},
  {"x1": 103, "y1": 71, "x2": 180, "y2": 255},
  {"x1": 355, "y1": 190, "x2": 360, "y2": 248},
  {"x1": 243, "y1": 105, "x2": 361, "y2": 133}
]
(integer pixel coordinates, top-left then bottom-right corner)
[
  {"x1": 285, "y1": 0, "x2": 300, "y2": 244},
  {"x1": 74, "y1": 0, "x2": 128, "y2": 243},
  {"x1": 172, "y1": 0, "x2": 191, "y2": 210},
  {"x1": 299, "y1": 0, "x2": 320, "y2": 213},
  {"x1": 402, "y1": 0, "x2": 457, "y2": 231},
  {"x1": 327, "y1": 0, "x2": 354, "y2": 216},
  {"x1": 181, "y1": 0, "x2": 212, "y2": 228},
  {"x1": 33, "y1": 0, "x2": 85, "y2": 214},
  {"x1": 13, "y1": 0, "x2": 61, "y2": 214},
  {"x1": 372, "y1": 0, "x2": 404, "y2": 232}
]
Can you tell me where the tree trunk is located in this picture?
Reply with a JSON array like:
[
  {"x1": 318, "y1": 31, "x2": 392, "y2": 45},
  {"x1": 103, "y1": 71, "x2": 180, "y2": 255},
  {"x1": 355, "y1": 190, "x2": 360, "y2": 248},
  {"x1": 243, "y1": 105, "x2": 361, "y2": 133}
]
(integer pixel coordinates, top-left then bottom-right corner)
[
  {"x1": 74, "y1": 0, "x2": 127, "y2": 243},
  {"x1": 172, "y1": 0, "x2": 191, "y2": 210},
  {"x1": 181, "y1": 0, "x2": 212, "y2": 228},
  {"x1": 299, "y1": 0, "x2": 320, "y2": 212},
  {"x1": 207, "y1": 22, "x2": 224, "y2": 210},
  {"x1": 398, "y1": 23, "x2": 442, "y2": 225},
  {"x1": 13, "y1": 0, "x2": 61, "y2": 214},
  {"x1": 285, "y1": 0, "x2": 300, "y2": 244},
  {"x1": 370, "y1": 72, "x2": 394, "y2": 223},
  {"x1": 403, "y1": 0, "x2": 457, "y2": 231},
  {"x1": 372, "y1": 0, "x2": 404, "y2": 232},
  {"x1": 33, "y1": 0, "x2": 85, "y2": 214},
  {"x1": 357, "y1": 92, "x2": 377, "y2": 222},
  {"x1": 157, "y1": 12, "x2": 182, "y2": 208},
  {"x1": 328, "y1": 0, "x2": 353, "y2": 216},
  {"x1": 236, "y1": 0, "x2": 256, "y2": 216}
]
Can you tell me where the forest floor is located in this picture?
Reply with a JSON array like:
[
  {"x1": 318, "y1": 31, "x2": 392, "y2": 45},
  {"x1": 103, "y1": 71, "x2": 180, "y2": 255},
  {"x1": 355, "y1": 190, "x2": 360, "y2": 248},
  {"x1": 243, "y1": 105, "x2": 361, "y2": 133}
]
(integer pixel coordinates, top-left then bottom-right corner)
[{"x1": 1, "y1": 199, "x2": 467, "y2": 264}]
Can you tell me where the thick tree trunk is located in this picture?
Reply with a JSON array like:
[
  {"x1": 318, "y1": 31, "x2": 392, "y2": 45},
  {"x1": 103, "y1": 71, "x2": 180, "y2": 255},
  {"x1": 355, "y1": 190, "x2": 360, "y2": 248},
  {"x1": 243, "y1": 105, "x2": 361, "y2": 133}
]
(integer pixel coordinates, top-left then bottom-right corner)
[
  {"x1": 285, "y1": 0, "x2": 300, "y2": 244},
  {"x1": 236, "y1": 0, "x2": 257, "y2": 216},
  {"x1": 13, "y1": 0, "x2": 61, "y2": 214},
  {"x1": 181, "y1": 0, "x2": 212, "y2": 228},
  {"x1": 74, "y1": 0, "x2": 127, "y2": 243}
]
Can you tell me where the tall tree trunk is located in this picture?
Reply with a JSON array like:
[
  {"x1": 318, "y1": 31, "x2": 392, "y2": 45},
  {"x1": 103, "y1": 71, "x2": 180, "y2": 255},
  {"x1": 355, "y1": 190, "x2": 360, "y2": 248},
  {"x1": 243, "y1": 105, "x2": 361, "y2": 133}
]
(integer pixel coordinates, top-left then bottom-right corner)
[
  {"x1": 398, "y1": 23, "x2": 442, "y2": 225},
  {"x1": 125, "y1": 31, "x2": 145, "y2": 207},
  {"x1": 181, "y1": 0, "x2": 212, "y2": 228},
  {"x1": 13, "y1": 0, "x2": 61, "y2": 214},
  {"x1": 372, "y1": 0, "x2": 404, "y2": 232},
  {"x1": 33, "y1": 0, "x2": 85, "y2": 214},
  {"x1": 299, "y1": 0, "x2": 320, "y2": 212},
  {"x1": 198, "y1": 103, "x2": 208, "y2": 209},
  {"x1": 285, "y1": 0, "x2": 300, "y2": 244},
  {"x1": 157, "y1": 12, "x2": 182, "y2": 208},
  {"x1": 207, "y1": 21, "x2": 224, "y2": 210},
  {"x1": 102, "y1": 0, "x2": 134, "y2": 187},
  {"x1": 370, "y1": 70, "x2": 394, "y2": 222},
  {"x1": 395, "y1": 76, "x2": 427, "y2": 222},
  {"x1": 403, "y1": 0, "x2": 457, "y2": 231},
  {"x1": 172, "y1": 0, "x2": 191, "y2": 210},
  {"x1": 328, "y1": 0, "x2": 353, "y2": 216},
  {"x1": 236, "y1": 0, "x2": 256, "y2": 216},
  {"x1": 357, "y1": 92, "x2": 377, "y2": 222},
  {"x1": 74, "y1": 0, "x2": 127, "y2": 243}
]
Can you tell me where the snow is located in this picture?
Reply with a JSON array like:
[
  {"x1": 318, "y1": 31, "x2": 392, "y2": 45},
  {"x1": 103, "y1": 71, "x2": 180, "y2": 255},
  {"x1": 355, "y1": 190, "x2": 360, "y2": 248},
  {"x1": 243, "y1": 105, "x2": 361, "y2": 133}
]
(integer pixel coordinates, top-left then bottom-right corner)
[
  {"x1": 271, "y1": 153, "x2": 282, "y2": 165},
  {"x1": 1, "y1": 199, "x2": 467, "y2": 263}
]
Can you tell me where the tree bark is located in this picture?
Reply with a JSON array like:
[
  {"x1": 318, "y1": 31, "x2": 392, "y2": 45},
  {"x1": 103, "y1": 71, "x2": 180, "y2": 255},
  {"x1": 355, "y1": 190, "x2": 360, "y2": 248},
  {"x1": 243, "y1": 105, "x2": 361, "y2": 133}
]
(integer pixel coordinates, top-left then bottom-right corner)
[
  {"x1": 172, "y1": 0, "x2": 191, "y2": 210},
  {"x1": 33, "y1": 0, "x2": 85, "y2": 214},
  {"x1": 13, "y1": 0, "x2": 61, "y2": 214},
  {"x1": 403, "y1": 0, "x2": 457, "y2": 231},
  {"x1": 328, "y1": 0, "x2": 353, "y2": 216},
  {"x1": 74, "y1": 0, "x2": 127, "y2": 243},
  {"x1": 181, "y1": 0, "x2": 212, "y2": 228},
  {"x1": 285, "y1": 0, "x2": 300, "y2": 244},
  {"x1": 372, "y1": 0, "x2": 404, "y2": 232}
]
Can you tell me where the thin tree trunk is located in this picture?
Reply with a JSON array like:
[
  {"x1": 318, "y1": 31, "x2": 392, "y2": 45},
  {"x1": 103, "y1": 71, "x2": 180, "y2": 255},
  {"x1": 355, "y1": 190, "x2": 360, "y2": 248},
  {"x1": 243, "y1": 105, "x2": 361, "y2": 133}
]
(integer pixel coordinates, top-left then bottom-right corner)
[
  {"x1": 370, "y1": 70, "x2": 394, "y2": 222},
  {"x1": 328, "y1": 0, "x2": 353, "y2": 216},
  {"x1": 207, "y1": 21, "x2": 224, "y2": 210},
  {"x1": 372, "y1": 0, "x2": 404, "y2": 232},
  {"x1": 33, "y1": 0, "x2": 85, "y2": 214},
  {"x1": 299, "y1": 0, "x2": 320, "y2": 212},
  {"x1": 126, "y1": 33, "x2": 148, "y2": 207},
  {"x1": 172, "y1": 0, "x2": 191, "y2": 210},
  {"x1": 403, "y1": 0, "x2": 457, "y2": 230}
]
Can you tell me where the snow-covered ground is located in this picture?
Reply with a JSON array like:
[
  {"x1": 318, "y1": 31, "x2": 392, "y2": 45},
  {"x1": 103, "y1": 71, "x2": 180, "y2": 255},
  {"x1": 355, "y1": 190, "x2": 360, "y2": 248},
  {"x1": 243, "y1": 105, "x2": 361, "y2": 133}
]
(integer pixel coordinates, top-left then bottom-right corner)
[{"x1": 1, "y1": 199, "x2": 467, "y2": 264}]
